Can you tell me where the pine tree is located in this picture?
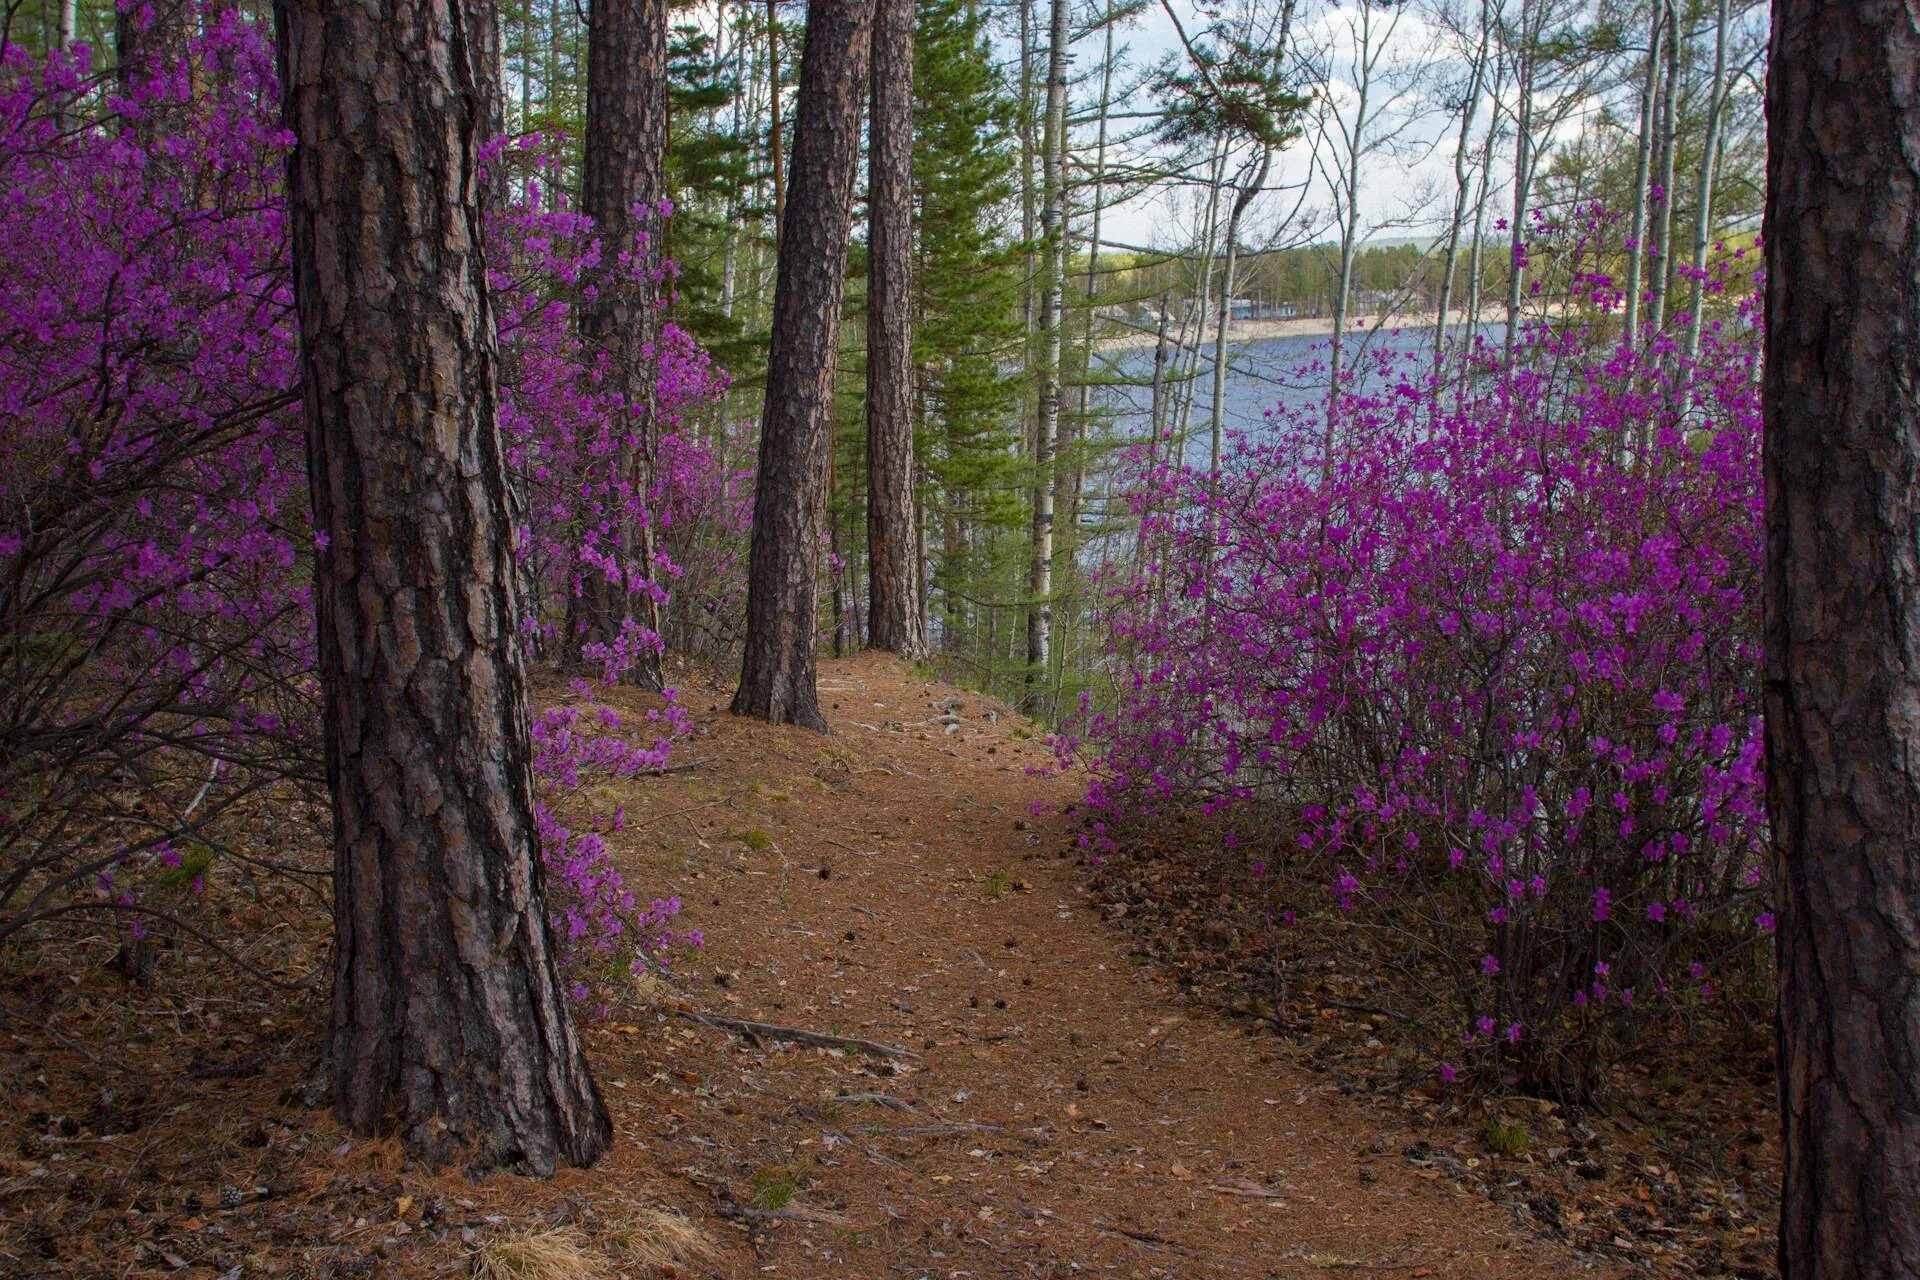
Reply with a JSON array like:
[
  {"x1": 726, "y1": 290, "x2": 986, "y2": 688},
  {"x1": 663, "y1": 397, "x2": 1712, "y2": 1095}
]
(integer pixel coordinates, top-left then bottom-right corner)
[
  {"x1": 731, "y1": 0, "x2": 875, "y2": 729},
  {"x1": 864, "y1": 0, "x2": 923, "y2": 657},
  {"x1": 278, "y1": 0, "x2": 610, "y2": 1171},
  {"x1": 910, "y1": 0, "x2": 1025, "y2": 687}
]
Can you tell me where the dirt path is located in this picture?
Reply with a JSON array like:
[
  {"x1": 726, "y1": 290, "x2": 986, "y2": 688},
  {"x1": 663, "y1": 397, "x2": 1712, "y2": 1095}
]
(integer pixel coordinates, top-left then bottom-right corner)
[{"x1": 557, "y1": 652, "x2": 1621, "y2": 1279}]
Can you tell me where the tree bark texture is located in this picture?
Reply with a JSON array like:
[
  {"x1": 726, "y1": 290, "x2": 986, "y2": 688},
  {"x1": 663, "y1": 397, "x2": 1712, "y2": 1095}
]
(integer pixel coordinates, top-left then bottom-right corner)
[
  {"x1": 731, "y1": 0, "x2": 874, "y2": 730},
  {"x1": 580, "y1": 0, "x2": 670, "y2": 689},
  {"x1": 277, "y1": 0, "x2": 611, "y2": 1173},
  {"x1": 865, "y1": 0, "x2": 925, "y2": 659},
  {"x1": 1764, "y1": 2, "x2": 1920, "y2": 1274}
]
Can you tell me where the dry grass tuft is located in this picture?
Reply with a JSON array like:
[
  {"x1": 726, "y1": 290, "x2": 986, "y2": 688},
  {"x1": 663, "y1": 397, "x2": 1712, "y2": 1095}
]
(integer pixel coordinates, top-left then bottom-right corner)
[
  {"x1": 629, "y1": 967, "x2": 675, "y2": 1012},
  {"x1": 471, "y1": 1226, "x2": 601, "y2": 1280},
  {"x1": 606, "y1": 1205, "x2": 719, "y2": 1270}
]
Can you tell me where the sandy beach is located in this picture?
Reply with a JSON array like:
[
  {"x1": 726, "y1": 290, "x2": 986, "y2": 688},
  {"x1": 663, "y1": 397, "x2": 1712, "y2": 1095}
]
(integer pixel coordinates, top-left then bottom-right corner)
[{"x1": 1095, "y1": 306, "x2": 1479, "y2": 352}]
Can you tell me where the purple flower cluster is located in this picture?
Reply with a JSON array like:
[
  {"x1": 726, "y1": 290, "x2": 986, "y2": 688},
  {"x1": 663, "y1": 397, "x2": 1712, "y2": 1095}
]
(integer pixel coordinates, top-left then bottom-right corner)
[
  {"x1": 531, "y1": 683, "x2": 699, "y2": 1005},
  {"x1": 1065, "y1": 220, "x2": 1768, "y2": 1088},
  {"x1": 0, "y1": 12, "x2": 736, "y2": 993}
]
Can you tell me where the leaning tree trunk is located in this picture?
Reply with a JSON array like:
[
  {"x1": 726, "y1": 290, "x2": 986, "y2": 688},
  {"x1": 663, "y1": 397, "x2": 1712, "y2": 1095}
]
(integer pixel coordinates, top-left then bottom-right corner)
[
  {"x1": 731, "y1": 0, "x2": 874, "y2": 730},
  {"x1": 1765, "y1": 2, "x2": 1920, "y2": 1274},
  {"x1": 580, "y1": 0, "x2": 670, "y2": 689},
  {"x1": 865, "y1": 0, "x2": 925, "y2": 659},
  {"x1": 276, "y1": 0, "x2": 610, "y2": 1172}
]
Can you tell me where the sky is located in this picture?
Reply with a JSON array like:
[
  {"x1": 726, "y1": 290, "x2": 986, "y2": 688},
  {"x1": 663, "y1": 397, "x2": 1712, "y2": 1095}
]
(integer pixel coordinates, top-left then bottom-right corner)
[{"x1": 1074, "y1": 0, "x2": 1497, "y2": 252}]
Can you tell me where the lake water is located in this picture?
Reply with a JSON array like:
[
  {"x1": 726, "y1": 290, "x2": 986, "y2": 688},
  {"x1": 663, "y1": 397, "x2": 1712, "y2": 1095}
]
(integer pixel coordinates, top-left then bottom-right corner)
[{"x1": 1087, "y1": 323, "x2": 1499, "y2": 467}]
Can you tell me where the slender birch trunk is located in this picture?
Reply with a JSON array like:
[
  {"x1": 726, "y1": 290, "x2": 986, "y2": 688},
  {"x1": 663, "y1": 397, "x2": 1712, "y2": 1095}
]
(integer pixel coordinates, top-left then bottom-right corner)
[
  {"x1": 1434, "y1": 0, "x2": 1492, "y2": 368},
  {"x1": 1683, "y1": 0, "x2": 1730, "y2": 362},
  {"x1": 1622, "y1": 0, "x2": 1664, "y2": 349},
  {"x1": 1024, "y1": 0, "x2": 1069, "y2": 709}
]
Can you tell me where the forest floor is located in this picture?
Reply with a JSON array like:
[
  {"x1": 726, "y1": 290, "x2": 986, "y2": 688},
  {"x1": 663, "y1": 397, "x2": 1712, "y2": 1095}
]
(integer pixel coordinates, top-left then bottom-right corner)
[{"x1": 1, "y1": 653, "x2": 1776, "y2": 1279}]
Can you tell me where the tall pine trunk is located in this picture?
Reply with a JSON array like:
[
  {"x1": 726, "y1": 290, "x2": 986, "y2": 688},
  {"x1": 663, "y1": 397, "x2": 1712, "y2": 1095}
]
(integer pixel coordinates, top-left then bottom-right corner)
[
  {"x1": 580, "y1": 0, "x2": 670, "y2": 688},
  {"x1": 1766, "y1": 3, "x2": 1920, "y2": 1273},
  {"x1": 865, "y1": 0, "x2": 924, "y2": 658},
  {"x1": 731, "y1": 0, "x2": 874, "y2": 730},
  {"x1": 277, "y1": 0, "x2": 610, "y2": 1173}
]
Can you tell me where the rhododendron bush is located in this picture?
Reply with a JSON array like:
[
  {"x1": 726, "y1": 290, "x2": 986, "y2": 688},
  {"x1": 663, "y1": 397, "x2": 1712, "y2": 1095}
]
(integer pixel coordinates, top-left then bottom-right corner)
[
  {"x1": 0, "y1": 12, "x2": 738, "y2": 993},
  {"x1": 1068, "y1": 276, "x2": 1768, "y2": 1092}
]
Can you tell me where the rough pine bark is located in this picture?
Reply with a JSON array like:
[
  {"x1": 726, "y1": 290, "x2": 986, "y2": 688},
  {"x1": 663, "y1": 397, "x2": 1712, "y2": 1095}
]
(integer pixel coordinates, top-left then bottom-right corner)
[
  {"x1": 1764, "y1": 2, "x2": 1920, "y2": 1273},
  {"x1": 579, "y1": 0, "x2": 670, "y2": 689},
  {"x1": 731, "y1": 0, "x2": 874, "y2": 730},
  {"x1": 865, "y1": 0, "x2": 924, "y2": 659},
  {"x1": 276, "y1": 0, "x2": 611, "y2": 1173}
]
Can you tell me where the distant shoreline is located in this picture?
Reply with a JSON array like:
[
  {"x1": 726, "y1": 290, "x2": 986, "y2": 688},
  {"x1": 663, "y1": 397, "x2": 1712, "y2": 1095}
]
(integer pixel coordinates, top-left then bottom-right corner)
[{"x1": 1095, "y1": 308, "x2": 1479, "y2": 353}]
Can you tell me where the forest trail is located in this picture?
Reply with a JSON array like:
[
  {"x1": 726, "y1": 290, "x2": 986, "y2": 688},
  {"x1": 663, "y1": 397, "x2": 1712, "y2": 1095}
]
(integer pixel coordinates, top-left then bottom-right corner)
[{"x1": 549, "y1": 652, "x2": 1621, "y2": 1279}]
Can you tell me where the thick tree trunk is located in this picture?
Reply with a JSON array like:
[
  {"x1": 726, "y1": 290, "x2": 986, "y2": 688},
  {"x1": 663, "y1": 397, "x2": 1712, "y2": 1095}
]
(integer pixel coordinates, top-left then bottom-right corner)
[
  {"x1": 580, "y1": 0, "x2": 670, "y2": 688},
  {"x1": 1024, "y1": 0, "x2": 1069, "y2": 711},
  {"x1": 1765, "y1": 2, "x2": 1920, "y2": 1274},
  {"x1": 276, "y1": 0, "x2": 610, "y2": 1173},
  {"x1": 731, "y1": 0, "x2": 874, "y2": 730},
  {"x1": 865, "y1": 0, "x2": 925, "y2": 659}
]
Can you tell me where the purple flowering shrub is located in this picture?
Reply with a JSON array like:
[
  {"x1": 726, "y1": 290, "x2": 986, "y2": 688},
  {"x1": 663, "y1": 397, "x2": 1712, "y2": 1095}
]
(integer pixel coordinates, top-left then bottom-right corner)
[
  {"x1": 1066, "y1": 247, "x2": 1768, "y2": 1092},
  {"x1": 530, "y1": 683, "x2": 699, "y2": 1005},
  {"x1": 0, "y1": 20, "x2": 320, "y2": 956},
  {"x1": 487, "y1": 174, "x2": 741, "y2": 667},
  {"x1": 0, "y1": 12, "x2": 732, "y2": 993}
]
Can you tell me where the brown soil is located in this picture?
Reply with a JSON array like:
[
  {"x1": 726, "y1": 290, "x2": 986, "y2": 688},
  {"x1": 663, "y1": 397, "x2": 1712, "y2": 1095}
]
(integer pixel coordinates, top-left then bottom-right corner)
[{"x1": 4, "y1": 653, "x2": 1657, "y2": 1277}]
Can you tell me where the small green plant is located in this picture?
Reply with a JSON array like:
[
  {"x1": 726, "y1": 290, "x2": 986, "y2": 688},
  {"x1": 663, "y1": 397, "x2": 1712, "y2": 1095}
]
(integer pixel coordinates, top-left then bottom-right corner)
[
  {"x1": 981, "y1": 866, "x2": 1014, "y2": 899},
  {"x1": 154, "y1": 841, "x2": 218, "y2": 891},
  {"x1": 749, "y1": 1166, "x2": 802, "y2": 1211},
  {"x1": 1484, "y1": 1118, "x2": 1531, "y2": 1157},
  {"x1": 725, "y1": 827, "x2": 772, "y2": 852}
]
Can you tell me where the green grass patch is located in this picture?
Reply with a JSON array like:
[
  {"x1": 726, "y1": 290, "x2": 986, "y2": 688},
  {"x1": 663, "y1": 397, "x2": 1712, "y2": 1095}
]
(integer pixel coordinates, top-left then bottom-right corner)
[
  {"x1": 1484, "y1": 1118, "x2": 1531, "y2": 1157},
  {"x1": 749, "y1": 1167, "x2": 802, "y2": 1211}
]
